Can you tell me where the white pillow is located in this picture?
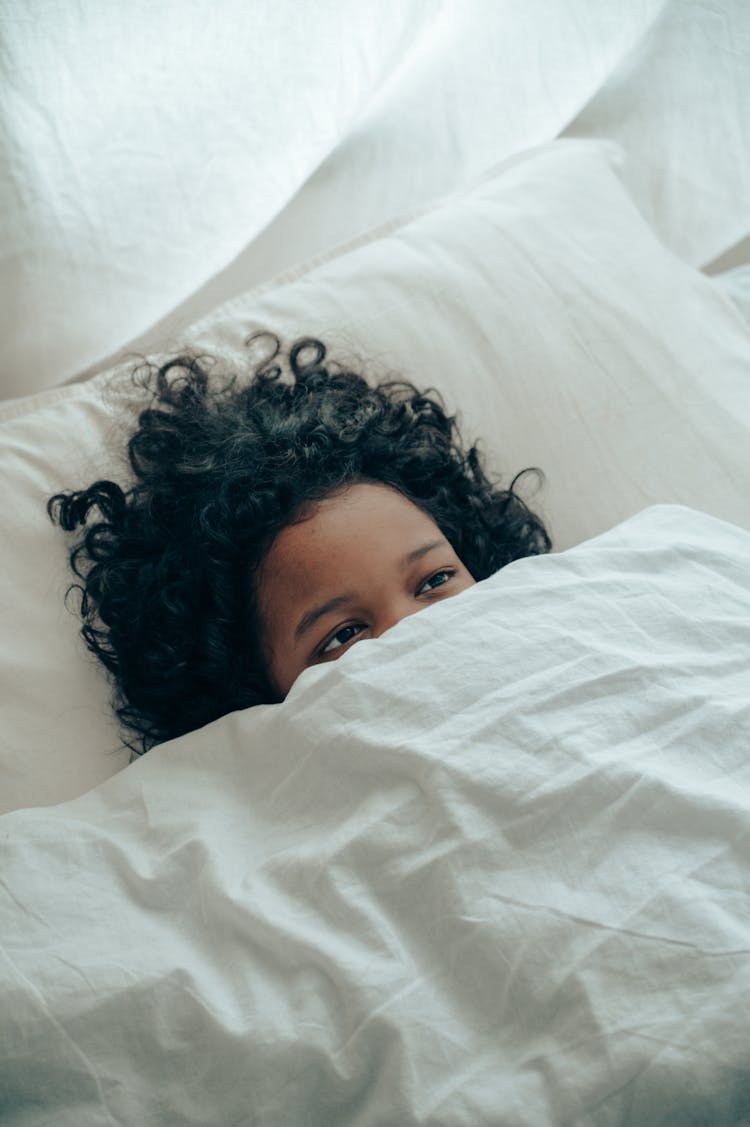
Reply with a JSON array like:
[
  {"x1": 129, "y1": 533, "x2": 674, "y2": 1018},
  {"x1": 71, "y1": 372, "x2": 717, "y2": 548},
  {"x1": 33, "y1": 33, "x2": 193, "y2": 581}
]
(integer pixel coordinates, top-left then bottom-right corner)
[
  {"x1": 1, "y1": 139, "x2": 749, "y2": 814},
  {"x1": 2, "y1": 504, "x2": 749, "y2": 1125}
]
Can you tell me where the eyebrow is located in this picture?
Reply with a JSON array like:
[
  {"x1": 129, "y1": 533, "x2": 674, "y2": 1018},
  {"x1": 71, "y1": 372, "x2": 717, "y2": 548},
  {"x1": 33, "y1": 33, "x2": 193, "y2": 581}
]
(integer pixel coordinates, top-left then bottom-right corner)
[{"x1": 293, "y1": 538, "x2": 448, "y2": 641}]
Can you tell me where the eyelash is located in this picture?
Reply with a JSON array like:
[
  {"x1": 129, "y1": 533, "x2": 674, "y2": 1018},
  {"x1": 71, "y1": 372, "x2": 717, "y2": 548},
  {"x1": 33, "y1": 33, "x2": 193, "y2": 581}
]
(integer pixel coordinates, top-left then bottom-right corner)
[
  {"x1": 418, "y1": 568, "x2": 457, "y2": 596},
  {"x1": 317, "y1": 569, "x2": 457, "y2": 658}
]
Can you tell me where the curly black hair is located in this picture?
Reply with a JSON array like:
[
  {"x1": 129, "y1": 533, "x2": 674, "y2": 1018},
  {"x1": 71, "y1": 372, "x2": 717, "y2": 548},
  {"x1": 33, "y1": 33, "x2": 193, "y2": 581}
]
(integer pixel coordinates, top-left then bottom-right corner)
[{"x1": 47, "y1": 331, "x2": 551, "y2": 758}]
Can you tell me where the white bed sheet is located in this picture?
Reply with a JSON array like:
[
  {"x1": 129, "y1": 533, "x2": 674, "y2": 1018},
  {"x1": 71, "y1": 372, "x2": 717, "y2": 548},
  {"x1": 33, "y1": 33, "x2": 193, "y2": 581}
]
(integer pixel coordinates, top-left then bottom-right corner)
[
  {"x1": 2, "y1": 0, "x2": 749, "y2": 400},
  {"x1": 2, "y1": 504, "x2": 750, "y2": 1125}
]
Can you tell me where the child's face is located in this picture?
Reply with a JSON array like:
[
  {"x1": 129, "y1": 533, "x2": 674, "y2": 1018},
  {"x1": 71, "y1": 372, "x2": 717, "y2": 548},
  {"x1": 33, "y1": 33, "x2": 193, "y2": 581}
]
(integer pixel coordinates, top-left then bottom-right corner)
[{"x1": 257, "y1": 481, "x2": 476, "y2": 697}]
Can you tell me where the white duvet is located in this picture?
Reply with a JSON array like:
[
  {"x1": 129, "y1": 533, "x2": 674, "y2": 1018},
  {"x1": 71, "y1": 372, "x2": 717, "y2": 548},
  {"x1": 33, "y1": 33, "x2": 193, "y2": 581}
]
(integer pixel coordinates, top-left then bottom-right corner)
[{"x1": 2, "y1": 504, "x2": 750, "y2": 1126}]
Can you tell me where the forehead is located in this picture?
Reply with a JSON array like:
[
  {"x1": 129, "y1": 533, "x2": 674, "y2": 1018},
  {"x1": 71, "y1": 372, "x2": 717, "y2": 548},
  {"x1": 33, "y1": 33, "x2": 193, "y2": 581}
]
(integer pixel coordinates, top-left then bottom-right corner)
[
  {"x1": 269, "y1": 483, "x2": 439, "y2": 565},
  {"x1": 259, "y1": 484, "x2": 445, "y2": 610}
]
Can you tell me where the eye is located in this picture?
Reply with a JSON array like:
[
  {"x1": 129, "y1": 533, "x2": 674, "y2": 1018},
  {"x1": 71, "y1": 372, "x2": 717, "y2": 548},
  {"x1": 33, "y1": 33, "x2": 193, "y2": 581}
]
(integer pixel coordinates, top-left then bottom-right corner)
[
  {"x1": 319, "y1": 623, "x2": 366, "y2": 656},
  {"x1": 418, "y1": 568, "x2": 456, "y2": 594}
]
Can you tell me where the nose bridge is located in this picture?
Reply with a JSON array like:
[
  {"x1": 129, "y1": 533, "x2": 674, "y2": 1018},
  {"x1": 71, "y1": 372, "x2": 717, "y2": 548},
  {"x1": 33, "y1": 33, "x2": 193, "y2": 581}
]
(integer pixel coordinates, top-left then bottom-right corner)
[{"x1": 375, "y1": 593, "x2": 422, "y2": 638}]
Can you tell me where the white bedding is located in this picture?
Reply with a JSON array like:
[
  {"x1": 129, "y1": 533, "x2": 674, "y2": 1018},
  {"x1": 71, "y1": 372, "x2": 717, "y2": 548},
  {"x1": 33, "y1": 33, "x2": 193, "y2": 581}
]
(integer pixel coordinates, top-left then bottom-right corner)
[
  {"x1": 2, "y1": 504, "x2": 750, "y2": 1125},
  {"x1": 3, "y1": 139, "x2": 750, "y2": 816},
  {"x1": 2, "y1": 1, "x2": 749, "y2": 399}
]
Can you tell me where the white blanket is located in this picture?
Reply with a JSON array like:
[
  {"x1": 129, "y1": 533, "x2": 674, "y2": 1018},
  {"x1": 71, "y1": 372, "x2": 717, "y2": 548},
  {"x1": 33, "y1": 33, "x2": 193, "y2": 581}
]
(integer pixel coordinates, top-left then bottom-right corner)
[{"x1": 2, "y1": 504, "x2": 750, "y2": 1125}]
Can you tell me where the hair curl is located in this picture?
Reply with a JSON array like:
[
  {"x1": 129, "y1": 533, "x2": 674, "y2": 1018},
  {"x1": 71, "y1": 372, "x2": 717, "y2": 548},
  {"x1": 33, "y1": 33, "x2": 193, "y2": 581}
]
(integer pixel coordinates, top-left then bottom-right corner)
[{"x1": 48, "y1": 331, "x2": 552, "y2": 758}]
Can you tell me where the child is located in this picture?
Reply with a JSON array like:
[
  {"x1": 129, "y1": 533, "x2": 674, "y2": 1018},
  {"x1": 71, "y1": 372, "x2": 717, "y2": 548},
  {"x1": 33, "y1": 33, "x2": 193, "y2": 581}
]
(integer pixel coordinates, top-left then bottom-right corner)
[{"x1": 47, "y1": 332, "x2": 551, "y2": 757}]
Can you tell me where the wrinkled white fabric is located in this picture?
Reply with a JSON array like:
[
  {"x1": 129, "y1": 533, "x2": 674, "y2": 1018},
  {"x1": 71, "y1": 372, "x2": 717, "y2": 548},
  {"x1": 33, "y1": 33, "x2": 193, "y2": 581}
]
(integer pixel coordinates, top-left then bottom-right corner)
[
  {"x1": 2, "y1": 0, "x2": 749, "y2": 399},
  {"x1": 2, "y1": 504, "x2": 749, "y2": 1125},
  {"x1": 714, "y1": 264, "x2": 750, "y2": 326},
  {"x1": 0, "y1": 0, "x2": 438, "y2": 400},
  {"x1": 2, "y1": 139, "x2": 750, "y2": 815}
]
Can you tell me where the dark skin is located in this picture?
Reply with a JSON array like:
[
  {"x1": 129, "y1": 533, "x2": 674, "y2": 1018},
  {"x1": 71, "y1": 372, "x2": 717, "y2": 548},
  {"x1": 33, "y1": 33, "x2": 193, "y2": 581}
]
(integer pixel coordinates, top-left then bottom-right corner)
[{"x1": 257, "y1": 482, "x2": 477, "y2": 697}]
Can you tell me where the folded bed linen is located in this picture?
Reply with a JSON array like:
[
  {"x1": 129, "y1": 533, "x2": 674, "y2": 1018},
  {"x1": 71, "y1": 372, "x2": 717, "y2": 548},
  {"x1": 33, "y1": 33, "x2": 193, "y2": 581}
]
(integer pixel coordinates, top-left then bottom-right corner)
[
  {"x1": 2, "y1": 504, "x2": 749, "y2": 1126},
  {"x1": 3, "y1": 0, "x2": 749, "y2": 399}
]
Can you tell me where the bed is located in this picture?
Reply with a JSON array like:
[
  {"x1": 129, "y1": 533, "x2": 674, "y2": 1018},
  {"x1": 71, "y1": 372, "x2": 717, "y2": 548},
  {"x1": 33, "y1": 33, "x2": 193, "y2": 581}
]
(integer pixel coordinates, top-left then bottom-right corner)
[{"x1": 2, "y1": 3, "x2": 750, "y2": 1124}]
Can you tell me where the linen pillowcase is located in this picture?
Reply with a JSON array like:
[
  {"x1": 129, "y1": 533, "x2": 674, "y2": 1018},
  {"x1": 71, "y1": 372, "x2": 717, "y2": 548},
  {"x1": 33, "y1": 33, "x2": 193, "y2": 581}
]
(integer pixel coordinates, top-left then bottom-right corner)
[{"x1": 1, "y1": 138, "x2": 749, "y2": 814}]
